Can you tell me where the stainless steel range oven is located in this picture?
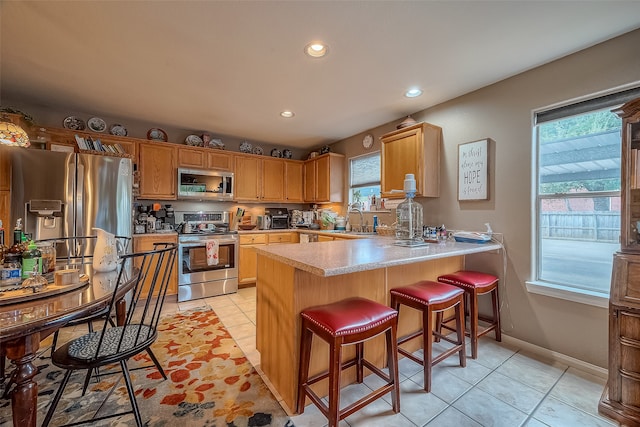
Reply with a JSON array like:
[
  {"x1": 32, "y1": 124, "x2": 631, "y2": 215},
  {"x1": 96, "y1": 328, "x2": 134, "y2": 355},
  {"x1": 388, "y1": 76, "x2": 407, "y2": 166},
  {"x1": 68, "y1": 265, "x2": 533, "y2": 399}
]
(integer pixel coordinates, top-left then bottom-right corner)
[{"x1": 178, "y1": 212, "x2": 238, "y2": 302}]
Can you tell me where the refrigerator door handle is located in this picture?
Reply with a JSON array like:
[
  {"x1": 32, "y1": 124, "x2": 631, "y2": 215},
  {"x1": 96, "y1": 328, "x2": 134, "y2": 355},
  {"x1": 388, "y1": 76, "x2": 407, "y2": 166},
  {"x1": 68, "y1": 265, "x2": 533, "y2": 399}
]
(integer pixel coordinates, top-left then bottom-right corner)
[{"x1": 76, "y1": 161, "x2": 84, "y2": 244}]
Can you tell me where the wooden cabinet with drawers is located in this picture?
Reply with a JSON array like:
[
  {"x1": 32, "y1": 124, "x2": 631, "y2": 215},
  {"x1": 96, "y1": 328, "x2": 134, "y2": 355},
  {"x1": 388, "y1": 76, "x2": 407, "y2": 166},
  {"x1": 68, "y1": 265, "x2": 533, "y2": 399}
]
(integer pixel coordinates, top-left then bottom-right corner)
[
  {"x1": 133, "y1": 233, "x2": 178, "y2": 299},
  {"x1": 238, "y1": 232, "x2": 299, "y2": 285},
  {"x1": 600, "y1": 97, "x2": 640, "y2": 425}
]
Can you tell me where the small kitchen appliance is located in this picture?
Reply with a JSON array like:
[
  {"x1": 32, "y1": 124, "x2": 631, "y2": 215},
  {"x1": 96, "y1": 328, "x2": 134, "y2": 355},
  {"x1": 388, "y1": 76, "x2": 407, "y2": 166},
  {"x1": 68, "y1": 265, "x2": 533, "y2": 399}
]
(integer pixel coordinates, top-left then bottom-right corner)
[{"x1": 265, "y1": 207, "x2": 290, "y2": 229}]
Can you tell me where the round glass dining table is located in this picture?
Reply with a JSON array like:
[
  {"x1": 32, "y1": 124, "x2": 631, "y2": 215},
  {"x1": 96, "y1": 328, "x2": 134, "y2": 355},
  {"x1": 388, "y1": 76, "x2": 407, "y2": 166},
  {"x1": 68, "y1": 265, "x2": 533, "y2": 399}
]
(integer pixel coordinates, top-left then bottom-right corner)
[{"x1": 0, "y1": 264, "x2": 138, "y2": 427}]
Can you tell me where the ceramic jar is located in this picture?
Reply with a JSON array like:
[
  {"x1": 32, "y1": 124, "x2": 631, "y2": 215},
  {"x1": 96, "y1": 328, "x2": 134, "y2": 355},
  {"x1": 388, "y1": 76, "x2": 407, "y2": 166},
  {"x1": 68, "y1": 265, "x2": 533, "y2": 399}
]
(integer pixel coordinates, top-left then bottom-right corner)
[{"x1": 92, "y1": 228, "x2": 118, "y2": 272}]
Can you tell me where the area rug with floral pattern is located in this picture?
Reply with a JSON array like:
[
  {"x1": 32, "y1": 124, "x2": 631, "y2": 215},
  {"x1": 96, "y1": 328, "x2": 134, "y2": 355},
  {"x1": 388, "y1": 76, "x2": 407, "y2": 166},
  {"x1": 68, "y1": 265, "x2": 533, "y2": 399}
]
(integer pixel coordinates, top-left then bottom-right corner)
[{"x1": 0, "y1": 307, "x2": 294, "y2": 427}]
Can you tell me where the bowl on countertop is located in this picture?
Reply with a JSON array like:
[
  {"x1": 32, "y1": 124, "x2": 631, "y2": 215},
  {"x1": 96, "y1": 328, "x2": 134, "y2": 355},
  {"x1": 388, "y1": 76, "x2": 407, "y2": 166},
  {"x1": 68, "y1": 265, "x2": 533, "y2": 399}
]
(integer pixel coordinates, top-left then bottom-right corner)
[{"x1": 238, "y1": 224, "x2": 257, "y2": 230}]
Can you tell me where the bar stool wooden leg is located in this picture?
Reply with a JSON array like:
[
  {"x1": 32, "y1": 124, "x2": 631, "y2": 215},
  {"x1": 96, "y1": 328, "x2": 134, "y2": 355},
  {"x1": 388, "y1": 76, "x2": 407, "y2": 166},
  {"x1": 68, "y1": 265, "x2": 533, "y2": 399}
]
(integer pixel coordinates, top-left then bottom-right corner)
[
  {"x1": 386, "y1": 324, "x2": 400, "y2": 412},
  {"x1": 296, "y1": 321, "x2": 313, "y2": 413},
  {"x1": 328, "y1": 339, "x2": 342, "y2": 427},
  {"x1": 492, "y1": 286, "x2": 502, "y2": 342}
]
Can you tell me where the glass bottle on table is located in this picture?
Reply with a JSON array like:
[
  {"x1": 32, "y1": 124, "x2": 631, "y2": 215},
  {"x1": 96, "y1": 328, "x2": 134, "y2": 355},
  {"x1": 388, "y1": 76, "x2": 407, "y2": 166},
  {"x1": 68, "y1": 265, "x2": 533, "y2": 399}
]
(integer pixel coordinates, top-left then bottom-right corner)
[{"x1": 22, "y1": 240, "x2": 42, "y2": 279}]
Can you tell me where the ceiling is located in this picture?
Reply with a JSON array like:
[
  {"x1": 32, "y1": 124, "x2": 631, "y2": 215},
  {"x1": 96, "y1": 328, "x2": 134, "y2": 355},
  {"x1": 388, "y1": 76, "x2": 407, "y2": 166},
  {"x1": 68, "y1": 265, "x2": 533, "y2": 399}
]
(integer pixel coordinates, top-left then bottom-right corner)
[{"x1": 2, "y1": 1, "x2": 640, "y2": 149}]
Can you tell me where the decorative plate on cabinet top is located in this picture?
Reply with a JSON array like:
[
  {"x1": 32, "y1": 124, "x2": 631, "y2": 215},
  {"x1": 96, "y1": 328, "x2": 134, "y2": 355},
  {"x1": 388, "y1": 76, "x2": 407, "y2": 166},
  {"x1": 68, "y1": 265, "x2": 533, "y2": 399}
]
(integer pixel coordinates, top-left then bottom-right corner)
[
  {"x1": 239, "y1": 140, "x2": 252, "y2": 153},
  {"x1": 109, "y1": 124, "x2": 128, "y2": 136},
  {"x1": 208, "y1": 138, "x2": 224, "y2": 149},
  {"x1": 252, "y1": 146, "x2": 264, "y2": 155},
  {"x1": 87, "y1": 117, "x2": 107, "y2": 133},
  {"x1": 185, "y1": 134, "x2": 204, "y2": 146},
  {"x1": 282, "y1": 149, "x2": 293, "y2": 159},
  {"x1": 147, "y1": 128, "x2": 168, "y2": 142},
  {"x1": 63, "y1": 116, "x2": 86, "y2": 130},
  {"x1": 270, "y1": 148, "x2": 282, "y2": 158}
]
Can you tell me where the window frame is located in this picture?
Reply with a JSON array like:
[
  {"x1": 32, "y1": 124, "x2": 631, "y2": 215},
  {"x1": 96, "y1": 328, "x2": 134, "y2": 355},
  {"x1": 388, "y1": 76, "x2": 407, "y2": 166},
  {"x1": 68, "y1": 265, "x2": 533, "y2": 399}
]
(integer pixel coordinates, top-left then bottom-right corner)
[
  {"x1": 527, "y1": 87, "x2": 640, "y2": 307},
  {"x1": 348, "y1": 151, "x2": 381, "y2": 206}
]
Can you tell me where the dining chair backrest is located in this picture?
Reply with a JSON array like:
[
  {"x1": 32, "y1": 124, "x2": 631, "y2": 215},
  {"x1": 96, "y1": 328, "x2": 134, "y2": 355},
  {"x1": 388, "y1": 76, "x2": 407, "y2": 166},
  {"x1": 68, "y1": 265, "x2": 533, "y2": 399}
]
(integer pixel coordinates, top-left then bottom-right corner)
[
  {"x1": 37, "y1": 235, "x2": 131, "y2": 268},
  {"x1": 66, "y1": 242, "x2": 177, "y2": 363}
]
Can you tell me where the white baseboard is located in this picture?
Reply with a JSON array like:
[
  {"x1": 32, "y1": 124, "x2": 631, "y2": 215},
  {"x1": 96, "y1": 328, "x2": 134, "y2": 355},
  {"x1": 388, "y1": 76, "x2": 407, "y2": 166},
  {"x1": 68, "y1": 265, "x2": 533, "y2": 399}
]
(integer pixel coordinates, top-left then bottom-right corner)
[{"x1": 501, "y1": 334, "x2": 608, "y2": 380}]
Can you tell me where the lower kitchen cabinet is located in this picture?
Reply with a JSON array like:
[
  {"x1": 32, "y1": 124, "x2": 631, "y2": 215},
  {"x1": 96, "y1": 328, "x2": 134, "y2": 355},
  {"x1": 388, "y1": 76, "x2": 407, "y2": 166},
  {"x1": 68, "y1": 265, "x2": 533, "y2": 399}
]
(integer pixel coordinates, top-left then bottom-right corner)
[
  {"x1": 133, "y1": 233, "x2": 178, "y2": 298},
  {"x1": 239, "y1": 232, "x2": 299, "y2": 285}
]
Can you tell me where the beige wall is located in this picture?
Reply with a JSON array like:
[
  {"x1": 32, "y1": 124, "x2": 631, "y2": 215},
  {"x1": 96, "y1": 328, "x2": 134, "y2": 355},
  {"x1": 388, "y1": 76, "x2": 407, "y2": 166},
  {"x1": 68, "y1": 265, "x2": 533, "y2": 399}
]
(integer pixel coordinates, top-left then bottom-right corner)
[{"x1": 334, "y1": 29, "x2": 640, "y2": 368}]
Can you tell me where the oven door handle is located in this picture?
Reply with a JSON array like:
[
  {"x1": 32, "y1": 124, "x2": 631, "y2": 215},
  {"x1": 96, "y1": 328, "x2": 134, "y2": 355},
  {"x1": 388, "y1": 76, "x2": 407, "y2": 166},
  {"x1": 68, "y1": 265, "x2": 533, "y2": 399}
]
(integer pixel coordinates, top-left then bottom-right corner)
[{"x1": 179, "y1": 240, "x2": 236, "y2": 248}]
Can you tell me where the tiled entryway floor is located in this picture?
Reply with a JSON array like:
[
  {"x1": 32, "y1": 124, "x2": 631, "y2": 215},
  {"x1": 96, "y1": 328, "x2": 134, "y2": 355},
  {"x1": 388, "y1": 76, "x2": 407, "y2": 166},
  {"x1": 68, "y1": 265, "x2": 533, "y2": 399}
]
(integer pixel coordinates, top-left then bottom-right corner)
[{"x1": 169, "y1": 288, "x2": 616, "y2": 427}]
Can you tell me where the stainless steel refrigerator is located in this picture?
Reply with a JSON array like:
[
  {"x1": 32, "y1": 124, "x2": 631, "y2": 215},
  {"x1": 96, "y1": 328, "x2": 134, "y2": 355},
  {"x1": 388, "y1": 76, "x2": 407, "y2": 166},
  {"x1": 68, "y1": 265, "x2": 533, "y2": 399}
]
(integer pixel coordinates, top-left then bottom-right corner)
[{"x1": 8, "y1": 149, "x2": 132, "y2": 257}]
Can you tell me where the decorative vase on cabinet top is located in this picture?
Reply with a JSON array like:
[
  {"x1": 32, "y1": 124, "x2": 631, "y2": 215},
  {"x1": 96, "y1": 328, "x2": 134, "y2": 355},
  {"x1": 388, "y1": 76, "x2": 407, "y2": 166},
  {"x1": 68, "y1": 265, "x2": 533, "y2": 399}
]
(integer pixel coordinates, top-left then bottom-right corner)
[{"x1": 92, "y1": 228, "x2": 118, "y2": 272}]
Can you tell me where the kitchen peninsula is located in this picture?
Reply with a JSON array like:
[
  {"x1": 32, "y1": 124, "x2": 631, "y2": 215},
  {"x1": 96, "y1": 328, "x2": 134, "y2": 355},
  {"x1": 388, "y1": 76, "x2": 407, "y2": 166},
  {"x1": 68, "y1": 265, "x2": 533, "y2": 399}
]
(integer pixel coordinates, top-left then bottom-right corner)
[{"x1": 254, "y1": 237, "x2": 502, "y2": 413}]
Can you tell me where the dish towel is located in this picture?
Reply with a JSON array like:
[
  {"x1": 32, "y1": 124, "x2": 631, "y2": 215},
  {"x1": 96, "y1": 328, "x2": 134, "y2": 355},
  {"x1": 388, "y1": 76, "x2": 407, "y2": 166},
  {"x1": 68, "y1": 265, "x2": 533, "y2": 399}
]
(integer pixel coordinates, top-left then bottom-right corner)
[{"x1": 206, "y1": 240, "x2": 219, "y2": 266}]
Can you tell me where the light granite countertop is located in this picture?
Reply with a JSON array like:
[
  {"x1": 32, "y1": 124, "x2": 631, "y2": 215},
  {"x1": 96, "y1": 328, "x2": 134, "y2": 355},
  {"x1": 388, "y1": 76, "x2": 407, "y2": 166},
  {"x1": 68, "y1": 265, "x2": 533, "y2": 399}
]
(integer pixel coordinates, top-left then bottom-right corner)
[{"x1": 254, "y1": 237, "x2": 502, "y2": 277}]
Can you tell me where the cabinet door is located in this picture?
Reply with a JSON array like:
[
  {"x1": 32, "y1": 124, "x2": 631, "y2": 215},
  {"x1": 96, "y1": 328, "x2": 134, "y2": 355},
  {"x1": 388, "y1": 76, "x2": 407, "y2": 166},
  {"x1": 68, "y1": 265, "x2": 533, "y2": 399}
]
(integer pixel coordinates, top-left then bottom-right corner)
[
  {"x1": 317, "y1": 235, "x2": 334, "y2": 242},
  {"x1": 315, "y1": 155, "x2": 330, "y2": 202},
  {"x1": 262, "y1": 158, "x2": 285, "y2": 202},
  {"x1": 235, "y1": 155, "x2": 261, "y2": 201},
  {"x1": 133, "y1": 234, "x2": 178, "y2": 298},
  {"x1": 207, "y1": 151, "x2": 234, "y2": 171},
  {"x1": 0, "y1": 147, "x2": 10, "y2": 191},
  {"x1": 239, "y1": 243, "x2": 265, "y2": 284},
  {"x1": 268, "y1": 232, "x2": 299, "y2": 244},
  {"x1": 0, "y1": 191, "x2": 9, "y2": 239},
  {"x1": 178, "y1": 148, "x2": 205, "y2": 168},
  {"x1": 285, "y1": 161, "x2": 304, "y2": 203},
  {"x1": 382, "y1": 127, "x2": 421, "y2": 197},
  {"x1": 381, "y1": 122, "x2": 441, "y2": 199},
  {"x1": 304, "y1": 159, "x2": 316, "y2": 202},
  {"x1": 138, "y1": 143, "x2": 176, "y2": 200}
]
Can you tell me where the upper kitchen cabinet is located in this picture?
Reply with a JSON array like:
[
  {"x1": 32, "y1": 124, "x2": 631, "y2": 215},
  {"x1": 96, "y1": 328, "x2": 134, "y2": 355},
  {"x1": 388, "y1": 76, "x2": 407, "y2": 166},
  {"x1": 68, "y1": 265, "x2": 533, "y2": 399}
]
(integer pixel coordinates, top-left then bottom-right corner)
[
  {"x1": 234, "y1": 154, "x2": 262, "y2": 201},
  {"x1": 177, "y1": 146, "x2": 234, "y2": 172},
  {"x1": 284, "y1": 160, "x2": 304, "y2": 203},
  {"x1": 381, "y1": 122, "x2": 441, "y2": 198},
  {"x1": 207, "y1": 150, "x2": 234, "y2": 171},
  {"x1": 617, "y1": 98, "x2": 640, "y2": 253},
  {"x1": 138, "y1": 142, "x2": 177, "y2": 200},
  {"x1": 178, "y1": 147, "x2": 205, "y2": 168},
  {"x1": 304, "y1": 153, "x2": 344, "y2": 203},
  {"x1": 234, "y1": 153, "x2": 302, "y2": 203}
]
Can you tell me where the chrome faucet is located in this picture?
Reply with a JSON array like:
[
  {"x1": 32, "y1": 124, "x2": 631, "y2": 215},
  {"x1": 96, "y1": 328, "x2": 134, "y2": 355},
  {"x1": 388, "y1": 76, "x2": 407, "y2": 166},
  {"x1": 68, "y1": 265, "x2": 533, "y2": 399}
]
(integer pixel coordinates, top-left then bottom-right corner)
[{"x1": 348, "y1": 205, "x2": 364, "y2": 232}]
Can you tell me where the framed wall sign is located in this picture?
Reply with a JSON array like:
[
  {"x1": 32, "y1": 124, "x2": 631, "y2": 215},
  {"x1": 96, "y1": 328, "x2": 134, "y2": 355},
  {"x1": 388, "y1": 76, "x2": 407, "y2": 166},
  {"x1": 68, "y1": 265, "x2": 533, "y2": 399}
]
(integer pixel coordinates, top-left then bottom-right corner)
[{"x1": 458, "y1": 138, "x2": 489, "y2": 200}]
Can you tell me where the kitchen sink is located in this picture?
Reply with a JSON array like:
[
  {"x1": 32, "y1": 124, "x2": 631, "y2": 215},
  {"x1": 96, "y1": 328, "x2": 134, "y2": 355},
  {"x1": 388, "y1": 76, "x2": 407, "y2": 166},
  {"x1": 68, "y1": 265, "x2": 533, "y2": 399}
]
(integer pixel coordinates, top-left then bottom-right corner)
[{"x1": 321, "y1": 230, "x2": 377, "y2": 236}]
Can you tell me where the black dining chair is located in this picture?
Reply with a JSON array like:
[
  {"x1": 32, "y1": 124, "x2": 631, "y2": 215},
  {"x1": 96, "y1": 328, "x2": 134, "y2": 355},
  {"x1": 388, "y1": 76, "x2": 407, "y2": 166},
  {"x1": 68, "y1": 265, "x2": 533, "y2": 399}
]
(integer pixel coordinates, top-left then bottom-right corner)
[
  {"x1": 41, "y1": 235, "x2": 132, "y2": 353},
  {"x1": 1, "y1": 235, "x2": 133, "y2": 399},
  {"x1": 41, "y1": 242, "x2": 177, "y2": 427}
]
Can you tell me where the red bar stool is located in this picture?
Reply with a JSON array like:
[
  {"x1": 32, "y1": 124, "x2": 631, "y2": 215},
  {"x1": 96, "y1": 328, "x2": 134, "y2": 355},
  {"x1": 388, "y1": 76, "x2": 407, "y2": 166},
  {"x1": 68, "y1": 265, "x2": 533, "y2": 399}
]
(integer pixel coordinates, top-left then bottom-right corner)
[
  {"x1": 297, "y1": 297, "x2": 400, "y2": 427},
  {"x1": 390, "y1": 280, "x2": 466, "y2": 392},
  {"x1": 437, "y1": 270, "x2": 501, "y2": 359}
]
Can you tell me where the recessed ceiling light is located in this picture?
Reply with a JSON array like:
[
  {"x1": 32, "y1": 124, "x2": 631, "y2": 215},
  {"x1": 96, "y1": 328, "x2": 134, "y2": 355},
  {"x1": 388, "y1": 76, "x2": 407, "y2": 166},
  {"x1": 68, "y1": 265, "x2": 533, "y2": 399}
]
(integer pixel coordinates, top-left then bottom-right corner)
[
  {"x1": 405, "y1": 88, "x2": 423, "y2": 98},
  {"x1": 304, "y1": 42, "x2": 328, "y2": 58},
  {"x1": 280, "y1": 111, "x2": 295, "y2": 118}
]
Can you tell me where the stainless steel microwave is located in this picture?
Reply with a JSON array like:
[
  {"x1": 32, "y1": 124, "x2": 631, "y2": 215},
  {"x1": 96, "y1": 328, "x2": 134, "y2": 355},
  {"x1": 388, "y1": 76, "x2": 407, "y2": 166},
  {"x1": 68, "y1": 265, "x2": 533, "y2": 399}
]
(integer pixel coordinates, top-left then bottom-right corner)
[{"x1": 177, "y1": 168, "x2": 233, "y2": 200}]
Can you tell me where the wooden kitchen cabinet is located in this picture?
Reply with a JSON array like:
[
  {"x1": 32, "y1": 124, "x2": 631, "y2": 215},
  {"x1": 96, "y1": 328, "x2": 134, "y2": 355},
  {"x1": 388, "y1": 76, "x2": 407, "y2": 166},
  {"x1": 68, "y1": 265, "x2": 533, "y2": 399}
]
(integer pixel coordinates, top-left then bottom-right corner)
[
  {"x1": 238, "y1": 232, "x2": 299, "y2": 286},
  {"x1": 133, "y1": 233, "x2": 178, "y2": 299},
  {"x1": 381, "y1": 122, "x2": 441, "y2": 199},
  {"x1": 207, "y1": 150, "x2": 234, "y2": 171},
  {"x1": 178, "y1": 147, "x2": 205, "y2": 168},
  {"x1": 239, "y1": 233, "x2": 268, "y2": 285},
  {"x1": 262, "y1": 158, "x2": 285, "y2": 202},
  {"x1": 177, "y1": 146, "x2": 234, "y2": 171},
  {"x1": 0, "y1": 147, "x2": 11, "y2": 232},
  {"x1": 138, "y1": 142, "x2": 177, "y2": 200},
  {"x1": 303, "y1": 153, "x2": 344, "y2": 203},
  {"x1": 600, "y1": 97, "x2": 640, "y2": 425},
  {"x1": 285, "y1": 160, "x2": 304, "y2": 203},
  {"x1": 235, "y1": 154, "x2": 262, "y2": 201},
  {"x1": 235, "y1": 153, "x2": 300, "y2": 203}
]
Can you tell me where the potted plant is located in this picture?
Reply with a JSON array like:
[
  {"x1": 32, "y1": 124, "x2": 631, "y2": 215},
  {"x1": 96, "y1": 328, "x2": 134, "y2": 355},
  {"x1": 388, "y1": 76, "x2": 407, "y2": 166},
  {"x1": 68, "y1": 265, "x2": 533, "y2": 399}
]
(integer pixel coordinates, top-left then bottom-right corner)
[{"x1": 351, "y1": 190, "x2": 362, "y2": 209}]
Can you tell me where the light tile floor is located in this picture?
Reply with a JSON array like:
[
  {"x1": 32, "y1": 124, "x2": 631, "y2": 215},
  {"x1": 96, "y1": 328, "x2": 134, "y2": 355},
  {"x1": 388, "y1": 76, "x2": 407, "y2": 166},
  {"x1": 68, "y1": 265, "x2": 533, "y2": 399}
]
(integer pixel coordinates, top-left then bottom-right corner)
[{"x1": 151, "y1": 288, "x2": 620, "y2": 426}]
